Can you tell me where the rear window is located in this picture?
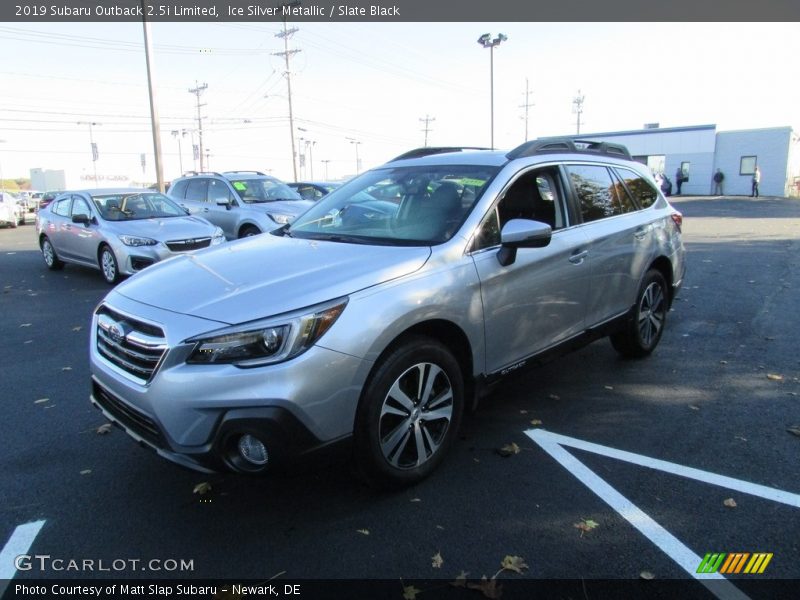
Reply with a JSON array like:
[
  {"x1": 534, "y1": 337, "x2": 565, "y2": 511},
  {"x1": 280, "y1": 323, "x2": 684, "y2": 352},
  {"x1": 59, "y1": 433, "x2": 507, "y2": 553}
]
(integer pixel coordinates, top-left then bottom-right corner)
[{"x1": 614, "y1": 167, "x2": 659, "y2": 209}]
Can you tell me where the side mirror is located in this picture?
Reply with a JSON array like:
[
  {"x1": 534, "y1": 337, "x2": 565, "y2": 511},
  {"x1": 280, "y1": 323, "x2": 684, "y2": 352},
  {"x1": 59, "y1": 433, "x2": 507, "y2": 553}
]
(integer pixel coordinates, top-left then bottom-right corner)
[
  {"x1": 72, "y1": 213, "x2": 91, "y2": 226},
  {"x1": 216, "y1": 199, "x2": 232, "y2": 209},
  {"x1": 497, "y1": 219, "x2": 552, "y2": 266}
]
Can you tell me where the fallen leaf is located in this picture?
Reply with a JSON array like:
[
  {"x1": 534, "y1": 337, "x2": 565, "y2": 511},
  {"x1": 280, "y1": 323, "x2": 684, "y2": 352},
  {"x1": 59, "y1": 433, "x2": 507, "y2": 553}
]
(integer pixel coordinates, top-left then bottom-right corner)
[
  {"x1": 723, "y1": 498, "x2": 737, "y2": 508},
  {"x1": 500, "y1": 555, "x2": 528, "y2": 574},
  {"x1": 80, "y1": 469, "x2": 91, "y2": 475},
  {"x1": 719, "y1": 360, "x2": 728, "y2": 365},
  {"x1": 530, "y1": 419, "x2": 543, "y2": 426},
  {"x1": 24, "y1": 340, "x2": 33, "y2": 344},
  {"x1": 20, "y1": 323, "x2": 32, "y2": 327},
  {"x1": 450, "y1": 571, "x2": 469, "y2": 588},
  {"x1": 548, "y1": 394, "x2": 560, "y2": 400},
  {"x1": 640, "y1": 570, "x2": 655, "y2": 580},
  {"x1": 61, "y1": 366, "x2": 72, "y2": 371},
  {"x1": 735, "y1": 436, "x2": 747, "y2": 442},
  {"x1": 497, "y1": 443, "x2": 521, "y2": 457},
  {"x1": 356, "y1": 529, "x2": 370, "y2": 535},
  {"x1": 193, "y1": 482, "x2": 212, "y2": 495},
  {"x1": 431, "y1": 552, "x2": 443, "y2": 569},
  {"x1": 766, "y1": 374, "x2": 784, "y2": 381},
  {"x1": 467, "y1": 576, "x2": 502, "y2": 600},
  {"x1": 34, "y1": 398, "x2": 49, "y2": 404},
  {"x1": 519, "y1": 409, "x2": 528, "y2": 414},
  {"x1": 410, "y1": 498, "x2": 421, "y2": 502},
  {"x1": 689, "y1": 405, "x2": 700, "y2": 411},
  {"x1": 72, "y1": 326, "x2": 83, "y2": 332},
  {"x1": 604, "y1": 385, "x2": 614, "y2": 390},
  {"x1": 787, "y1": 426, "x2": 800, "y2": 437},
  {"x1": 402, "y1": 585, "x2": 421, "y2": 600},
  {"x1": 435, "y1": 525, "x2": 445, "y2": 530},
  {"x1": 574, "y1": 519, "x2": 600, "y2": 534},
  {"x1": 96, "y1": 423, "x2": 112, "y2": 435}
]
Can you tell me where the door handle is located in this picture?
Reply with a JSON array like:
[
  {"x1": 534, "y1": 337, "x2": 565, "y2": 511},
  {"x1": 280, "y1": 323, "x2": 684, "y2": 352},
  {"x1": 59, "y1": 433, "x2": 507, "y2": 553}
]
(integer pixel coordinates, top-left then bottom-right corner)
[
  {"x1": 569, "y1": 250, "x2": 588, "y2": 264},
  {"x1": 203, "y1": 208, "x2": 209, "y2": 212},
  {"x1": 634, "y1": 229, "x2": 647, "y2": 240}
]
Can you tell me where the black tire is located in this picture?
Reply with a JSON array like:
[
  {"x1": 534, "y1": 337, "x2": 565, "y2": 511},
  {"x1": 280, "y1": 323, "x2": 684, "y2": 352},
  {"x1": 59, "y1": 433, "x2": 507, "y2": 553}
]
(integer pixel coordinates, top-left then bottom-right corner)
[
  {"x1": 239, "y1": 225, "x2": 261, "y2": 238},
  {"x1": 611, "y1": 269, "x2": 668, "y2": 358},
  {"x1": 353, "y1": 335, "x2": 464, "y2": 488},
  {"x1": 41, "y1": 236, "x2": 64, "y2": 270},
  {"x1": 99, "y1": 245, "x2": 120, "y2": 285}
]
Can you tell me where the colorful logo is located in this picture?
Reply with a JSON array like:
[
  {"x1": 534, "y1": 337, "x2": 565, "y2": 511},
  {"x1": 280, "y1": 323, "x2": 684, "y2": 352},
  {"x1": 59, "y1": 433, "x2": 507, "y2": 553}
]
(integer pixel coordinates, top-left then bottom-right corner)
[{"x1": 697, "y1": 552, "x2": 773, "y2": 574}]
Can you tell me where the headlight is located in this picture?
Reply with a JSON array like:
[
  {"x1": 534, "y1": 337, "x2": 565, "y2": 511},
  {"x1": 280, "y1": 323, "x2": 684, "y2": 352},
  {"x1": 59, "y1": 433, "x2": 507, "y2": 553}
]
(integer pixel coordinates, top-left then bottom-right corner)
[
  {"x1": 211, "y1": 227, "x2": 225, "y2": 244},
  {"x1": 119, "y1": 235, "x2": 158, "y2": 247},
  {"x1": 186, "y1": 298, "x2": 347, "y2": 367},
  {"x1": 268, "y1": 212, "x2": 293, "y2": 225}
]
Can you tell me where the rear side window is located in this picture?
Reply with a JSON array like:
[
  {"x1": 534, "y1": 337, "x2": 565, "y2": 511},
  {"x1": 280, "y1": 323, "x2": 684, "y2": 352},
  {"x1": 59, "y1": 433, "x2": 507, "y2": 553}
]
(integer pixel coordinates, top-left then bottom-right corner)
[
  {"x1": 614, "y1": 167, "x2": 659, "y2": 209},
  {"x1": 169, "y1": 179, "x2": 189, "y2": 200},
  {"x1": 566, "y1": 164, "x2": 633, "y2": 223},
  {"x1": 52, "y1": 197, "x2": 71, "y2": 217}
]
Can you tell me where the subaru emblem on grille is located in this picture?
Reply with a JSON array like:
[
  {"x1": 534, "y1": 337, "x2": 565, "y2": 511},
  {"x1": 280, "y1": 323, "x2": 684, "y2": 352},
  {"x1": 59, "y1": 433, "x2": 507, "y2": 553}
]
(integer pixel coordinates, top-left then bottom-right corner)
[{"x1": 108, "y1": 322, "x2": 125, "y2": 343}]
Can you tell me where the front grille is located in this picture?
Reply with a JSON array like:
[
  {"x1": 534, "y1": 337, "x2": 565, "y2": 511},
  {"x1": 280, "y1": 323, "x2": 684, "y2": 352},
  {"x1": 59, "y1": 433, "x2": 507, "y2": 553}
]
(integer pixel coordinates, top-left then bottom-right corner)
[
  {"x1": 166, "y1": 237, "x2": 211, "y2": 252},
  {"x1": 92, "y1": 381, "x2": 165, "y2": 448},
  {"x1": 96, "y1": 305, "x2": 167, "y2": 383}
]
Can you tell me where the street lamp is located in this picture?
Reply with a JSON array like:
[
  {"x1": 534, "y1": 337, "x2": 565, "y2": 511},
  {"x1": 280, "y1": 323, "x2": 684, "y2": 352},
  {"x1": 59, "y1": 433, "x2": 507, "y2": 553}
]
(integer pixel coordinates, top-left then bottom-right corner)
[
  {"x1": 477, "y1": 33, "x2": 508, "y2": 149},
  {"x1": 171, "y1": 130, "x2": 185, "y2": 174},
  {"x1": 77, "y1": 121, "x2": 101, "y2": 187},
  {"x1": 346, "y1": 137, "x2": 361, "y2": 174}
]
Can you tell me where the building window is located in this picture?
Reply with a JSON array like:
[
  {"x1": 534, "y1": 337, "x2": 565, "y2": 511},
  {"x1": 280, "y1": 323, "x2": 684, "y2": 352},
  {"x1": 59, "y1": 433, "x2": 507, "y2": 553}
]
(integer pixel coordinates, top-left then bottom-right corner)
[
  {"x1": 680, "y1": 161, "x2": 691, "y2": 182},
  {"x1": 740, "y1": 156, "x2": 757, "y2": 175}
]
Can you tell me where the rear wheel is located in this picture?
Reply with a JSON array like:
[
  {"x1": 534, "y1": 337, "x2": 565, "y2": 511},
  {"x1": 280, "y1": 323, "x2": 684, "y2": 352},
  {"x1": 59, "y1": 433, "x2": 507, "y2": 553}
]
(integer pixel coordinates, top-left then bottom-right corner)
[
  {"x1": 353, "y1": 336, "x2": 464, "y2": 488},
  {"x1": 611, "y1": 269, "x2": 668, "y2": 358},
  {"x1": 41, "y1": 236, "x2": 64, "y2": 270},
  {"x1": 99, "y1": 245, "x2": 120, "y2": 284}
]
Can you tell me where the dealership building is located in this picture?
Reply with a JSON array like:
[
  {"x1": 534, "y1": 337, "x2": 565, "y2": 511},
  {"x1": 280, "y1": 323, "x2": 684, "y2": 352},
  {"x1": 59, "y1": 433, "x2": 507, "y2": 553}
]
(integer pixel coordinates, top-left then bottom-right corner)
[{"x1": 561, "y1": 124, "x2": 800, "y2": 197}]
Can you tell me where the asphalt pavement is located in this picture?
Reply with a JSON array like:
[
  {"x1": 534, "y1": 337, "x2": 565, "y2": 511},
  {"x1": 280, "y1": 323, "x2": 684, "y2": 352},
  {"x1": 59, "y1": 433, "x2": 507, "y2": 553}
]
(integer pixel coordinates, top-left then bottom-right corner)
[{"x1": 1, "y1": 196, "x2": 798, "y2": 599}]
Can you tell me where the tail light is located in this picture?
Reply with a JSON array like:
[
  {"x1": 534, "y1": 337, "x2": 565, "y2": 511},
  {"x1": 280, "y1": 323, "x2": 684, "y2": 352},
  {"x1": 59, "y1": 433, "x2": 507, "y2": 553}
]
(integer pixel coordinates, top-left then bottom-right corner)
[{"x1": 671, "y1": 212, "x2": 683, "y2": 232}]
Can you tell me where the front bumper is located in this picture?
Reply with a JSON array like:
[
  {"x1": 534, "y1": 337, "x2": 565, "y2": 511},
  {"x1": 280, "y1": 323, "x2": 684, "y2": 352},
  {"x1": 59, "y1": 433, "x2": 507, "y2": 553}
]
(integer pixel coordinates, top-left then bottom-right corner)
[
  {"x1": 89, "y1": 296, "x2": 369, "y2": 473},
  {"x1": 114, "y1": 237, "x2": 223, "y2": 276}
]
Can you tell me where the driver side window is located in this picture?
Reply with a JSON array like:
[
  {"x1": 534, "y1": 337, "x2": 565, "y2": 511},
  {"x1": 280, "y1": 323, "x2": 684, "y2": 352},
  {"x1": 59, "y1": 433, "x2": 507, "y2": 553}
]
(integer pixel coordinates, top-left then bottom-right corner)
[{"x1": 472, "y1": 167, "x2": 565, "y2": 252}]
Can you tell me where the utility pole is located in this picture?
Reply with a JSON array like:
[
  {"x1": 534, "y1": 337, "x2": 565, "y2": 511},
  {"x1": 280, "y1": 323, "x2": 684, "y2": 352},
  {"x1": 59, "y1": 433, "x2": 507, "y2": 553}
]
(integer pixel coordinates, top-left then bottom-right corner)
[
  {"x1": 572, "y1": 89, "x2": 585, "y2": 135},
  {"x1": 274, "y1": 5, "x2": 301, "y2": 182},
  {"x1": 346, "y1": 137, "x2": 361, "y2": 174},
  {"x1": 142, "y1": 4, "x2": 164, "y2": 192},
  {"x1": 321, "y1": 159, "x2": 331, "y2": 180},
  {"x1": 419, "y1": 115, "x2": 435, "y2": 147},
  {"x1": 519, "y1": 78, "x2": 534, "y2": 141},
  {"x1": 188, "y1": 81, "x2": 208, "y2": 171}
]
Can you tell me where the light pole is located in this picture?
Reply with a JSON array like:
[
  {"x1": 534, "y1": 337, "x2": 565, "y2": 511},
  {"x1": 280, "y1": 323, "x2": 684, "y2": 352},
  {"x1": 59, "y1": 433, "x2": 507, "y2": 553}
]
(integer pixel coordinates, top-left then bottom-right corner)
[
  {"x1": 171, "y1": 130, "x2": 185, "y2": 174},
  {"x1": 346, "y1": 137, "x2": 361, "y2": 174},
  {"x1": 477, "y1": 33, "x2": 508, "y2": 149},
  {"x1": 77, "y1": 121, "x2": 101, "y2": 186},
  {"x1": 321, "y1": 159, "x2": 331, "y2": 181}
]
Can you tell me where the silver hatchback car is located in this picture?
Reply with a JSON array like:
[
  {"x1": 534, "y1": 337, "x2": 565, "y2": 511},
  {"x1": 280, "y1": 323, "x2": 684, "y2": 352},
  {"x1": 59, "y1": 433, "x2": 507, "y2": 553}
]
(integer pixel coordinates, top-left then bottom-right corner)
[
  {"x1": 37, "y1": 188, "x2": 225, "y2": 284},
  {"x1": 89, "y1": 140, "x2": 685, "y2": 487}
]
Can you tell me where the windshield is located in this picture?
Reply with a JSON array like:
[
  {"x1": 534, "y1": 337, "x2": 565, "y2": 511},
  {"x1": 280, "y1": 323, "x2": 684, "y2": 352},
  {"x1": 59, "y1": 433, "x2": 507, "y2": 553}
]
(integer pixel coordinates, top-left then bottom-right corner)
[
  {"x1": 92, "y1": 193, "x2": 188, "y2": 221},
  {"x1": 231, "y1": 178, "x2": 302, "y2": 203},
  {"x1": 286, "y1": 165, "x2": 498, "y2": 246}
]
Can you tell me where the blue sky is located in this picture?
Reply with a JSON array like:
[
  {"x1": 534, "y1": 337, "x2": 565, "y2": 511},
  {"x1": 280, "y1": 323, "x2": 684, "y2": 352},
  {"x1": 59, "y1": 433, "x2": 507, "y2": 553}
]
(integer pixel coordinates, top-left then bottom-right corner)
[{"x1": 0, "y1": 22, "x2": 798, "y2": 186}]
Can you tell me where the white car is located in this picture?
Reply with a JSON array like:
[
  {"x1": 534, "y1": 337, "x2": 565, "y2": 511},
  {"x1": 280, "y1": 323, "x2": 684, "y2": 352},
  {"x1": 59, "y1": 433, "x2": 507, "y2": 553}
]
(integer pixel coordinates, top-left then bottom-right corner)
[{"x1": 0, "y1": 192, "x2": 25, "y2": 228}]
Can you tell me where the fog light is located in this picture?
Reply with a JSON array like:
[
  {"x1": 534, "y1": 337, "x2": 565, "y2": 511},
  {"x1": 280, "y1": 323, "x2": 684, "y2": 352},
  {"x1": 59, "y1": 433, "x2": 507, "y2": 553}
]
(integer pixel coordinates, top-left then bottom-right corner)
[{"x1": 238, "y1": 434, "x2": 269, "y2": 466}]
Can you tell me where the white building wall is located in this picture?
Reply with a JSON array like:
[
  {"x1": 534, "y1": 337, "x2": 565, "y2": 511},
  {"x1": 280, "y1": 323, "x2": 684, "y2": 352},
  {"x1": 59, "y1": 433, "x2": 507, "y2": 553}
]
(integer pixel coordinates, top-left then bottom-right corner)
[
  {"x1": 713, "y1": 128, "x2": 792, "y2": 197},
  {"x1": 30, "y1": 168, "x2": 67, "y2": 191}
]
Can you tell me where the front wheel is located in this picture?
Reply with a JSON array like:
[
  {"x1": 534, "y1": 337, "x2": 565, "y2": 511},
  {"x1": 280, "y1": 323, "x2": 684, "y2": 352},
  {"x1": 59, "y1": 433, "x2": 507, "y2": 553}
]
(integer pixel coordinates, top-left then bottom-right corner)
[
  {"x1": 611, "y1": 269, "x2": 668, "y2": 358},
  {"x1": 239, "y1": 225, "x2": 261, "y2": 238},
  {"x1": 99, "y1": 245, "x2": 120, "y2": 285},
  {"x1": 353, "y1": 336, "x2": 464, "y2": 488}
]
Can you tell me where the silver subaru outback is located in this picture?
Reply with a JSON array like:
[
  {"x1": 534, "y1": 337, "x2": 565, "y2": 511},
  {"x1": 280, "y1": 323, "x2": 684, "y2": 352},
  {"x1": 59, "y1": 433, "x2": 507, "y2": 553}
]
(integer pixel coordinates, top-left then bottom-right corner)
[{"x1": 90, "y1": 139, "x2": 685, "y2": 487}]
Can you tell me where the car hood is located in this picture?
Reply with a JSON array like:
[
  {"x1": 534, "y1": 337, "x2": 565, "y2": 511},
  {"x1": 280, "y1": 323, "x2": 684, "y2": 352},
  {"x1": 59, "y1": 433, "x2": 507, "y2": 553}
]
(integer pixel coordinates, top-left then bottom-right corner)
[
  {"x1": 108, "y1": 216, "x2": 217, "y2": 240},
  {"x1": 115, "y1": 233, "x2": 431, "y2": 324}
]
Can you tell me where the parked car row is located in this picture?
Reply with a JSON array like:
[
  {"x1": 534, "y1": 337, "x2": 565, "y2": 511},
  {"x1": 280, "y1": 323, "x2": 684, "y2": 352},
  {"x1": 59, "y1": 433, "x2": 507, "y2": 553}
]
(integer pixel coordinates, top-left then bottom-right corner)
[{"x1": 0, "y1": 191, "x2": 26, "y2": 227}]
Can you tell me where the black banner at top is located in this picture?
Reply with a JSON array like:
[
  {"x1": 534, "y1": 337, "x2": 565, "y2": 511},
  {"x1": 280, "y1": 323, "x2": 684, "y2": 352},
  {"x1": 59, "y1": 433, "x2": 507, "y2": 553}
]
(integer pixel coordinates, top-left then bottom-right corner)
[{"x1": 3, "y1": 0, "x2": 799, "y2": 22}]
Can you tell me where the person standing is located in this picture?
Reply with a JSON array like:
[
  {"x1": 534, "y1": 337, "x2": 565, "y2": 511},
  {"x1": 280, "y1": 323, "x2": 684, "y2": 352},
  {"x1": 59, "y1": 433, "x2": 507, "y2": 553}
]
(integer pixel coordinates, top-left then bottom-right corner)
[
  {"x1": 712, "y1": 168, "x2": 724, "y2": 195},
  {"x1": 752, "y1": 166, "x2": 761, "y2": 197},
  {"x1": 675, "y1": 166, "x2": 684, "y2": 195}
]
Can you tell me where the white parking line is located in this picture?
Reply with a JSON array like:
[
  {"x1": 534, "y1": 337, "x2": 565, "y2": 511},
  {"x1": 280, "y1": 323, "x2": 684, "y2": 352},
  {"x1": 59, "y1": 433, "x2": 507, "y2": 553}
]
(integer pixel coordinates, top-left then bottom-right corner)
[
  {"x1": 525, "y1": 429, "x2": 798, "y2": 600},
  {"x1": 0, "y1": 520, "x2": 46, "y2": 592}
]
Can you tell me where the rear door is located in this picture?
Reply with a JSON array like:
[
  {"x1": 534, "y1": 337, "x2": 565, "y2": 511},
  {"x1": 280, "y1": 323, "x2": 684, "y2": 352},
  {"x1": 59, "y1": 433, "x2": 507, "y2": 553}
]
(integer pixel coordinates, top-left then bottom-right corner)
[
  {"x1": 563, "y1": 163, "x2": 654, "y2": 327},
  {"x1": 203, "y1": 179, "x2": 239, "y2": 238},
  {"x1": 48, "y1": 196, "x2": 74, "y2": 258},
  {"x1": 181, "y1": 177, "x2": 210, "y2": 219}
]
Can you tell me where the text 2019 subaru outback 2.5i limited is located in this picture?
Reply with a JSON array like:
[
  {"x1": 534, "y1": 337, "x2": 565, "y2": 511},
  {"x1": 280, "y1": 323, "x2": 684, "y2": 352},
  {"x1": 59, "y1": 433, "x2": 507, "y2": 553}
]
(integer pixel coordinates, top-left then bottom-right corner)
[{"x1": 90, "y1": 139, "x2": 685, "y2": 487}]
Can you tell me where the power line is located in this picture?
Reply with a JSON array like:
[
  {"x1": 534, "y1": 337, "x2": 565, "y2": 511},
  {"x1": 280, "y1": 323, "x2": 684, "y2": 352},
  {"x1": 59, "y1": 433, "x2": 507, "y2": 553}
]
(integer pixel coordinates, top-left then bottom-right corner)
[
  {"x1": 188, "y1": 82, "x2": 208, "y2": 171},
  {"x1": 273, "y1": 10, "x2": 301, "y2": 182},
  {"x1": 520, "y1": 78, "x2": 534, "y2": 141}
]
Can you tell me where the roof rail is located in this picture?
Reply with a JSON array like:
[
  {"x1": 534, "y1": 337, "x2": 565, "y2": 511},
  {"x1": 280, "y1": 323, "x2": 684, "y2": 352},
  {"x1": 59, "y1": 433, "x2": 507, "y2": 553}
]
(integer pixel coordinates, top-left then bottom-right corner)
[
  {"x1": 223, "y1": 170, "x2": 267, "y2": 176},
  {"x1": 506, "y1": 137, "x2": 632, "y2": 161},
  {"x1": 390, "y1": 147, "x2": 492, "y2": 162},
  {"x1": 182, "y1": 170, "x2": 224, "y2": 177}
]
